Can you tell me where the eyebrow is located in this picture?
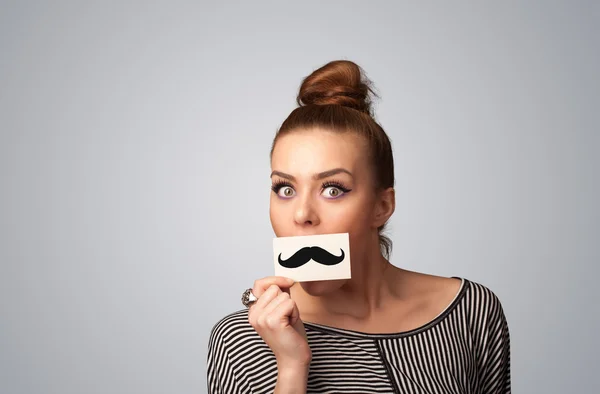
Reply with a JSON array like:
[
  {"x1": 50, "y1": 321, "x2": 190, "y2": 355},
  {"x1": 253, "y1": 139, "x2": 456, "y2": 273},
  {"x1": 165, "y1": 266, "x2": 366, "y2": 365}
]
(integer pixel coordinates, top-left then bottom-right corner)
[{"x1": 270, "y1": 168, "x2": 353, "y2": 181}]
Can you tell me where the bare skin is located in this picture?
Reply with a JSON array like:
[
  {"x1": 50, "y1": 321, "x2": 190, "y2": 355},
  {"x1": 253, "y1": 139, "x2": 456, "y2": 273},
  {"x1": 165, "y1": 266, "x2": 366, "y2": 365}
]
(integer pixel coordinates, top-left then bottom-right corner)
[
  {"x1": 249, "y1": 128, "x2": 462, "y2": 393},
  {"x1": 294, "y1": 268, "x2": 462, "y2": 334}
]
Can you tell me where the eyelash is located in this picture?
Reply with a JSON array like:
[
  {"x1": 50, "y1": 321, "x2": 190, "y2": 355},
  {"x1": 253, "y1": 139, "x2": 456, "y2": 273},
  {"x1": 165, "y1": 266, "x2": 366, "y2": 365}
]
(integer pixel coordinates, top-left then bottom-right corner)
[
  {"x1": 322, "y1": 180, "x2": 352, "y2": 193},
  {"x1": 270, "y1": 180, "x2": 352, "y2": 195},
  {"x1": 271, "y1": 180, "x2": 293, "y2": 193}
]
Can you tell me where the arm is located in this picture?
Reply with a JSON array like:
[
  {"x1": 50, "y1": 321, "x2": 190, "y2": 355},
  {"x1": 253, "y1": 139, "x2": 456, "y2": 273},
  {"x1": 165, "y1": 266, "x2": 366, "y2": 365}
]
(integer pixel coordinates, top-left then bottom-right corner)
[
  {"x1": 479, "y1": 292, "x2": 511, "y2": 393},
  {"x1": 274, "y1": 365, "x2": 309, "y2": 394},
  {"x1": 206, "y1": 321, "x2": 243, "y2": 394},
  {"x1": 248, "y1": 277, "x2": 311, "y2": 394}
]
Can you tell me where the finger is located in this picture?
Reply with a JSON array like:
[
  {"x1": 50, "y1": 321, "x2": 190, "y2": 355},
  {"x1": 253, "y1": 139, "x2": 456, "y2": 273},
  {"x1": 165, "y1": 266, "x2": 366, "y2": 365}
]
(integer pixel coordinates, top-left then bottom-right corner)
[
  {"x1": 257, "y1": 292, "x2": 290, "y2": 328},
  {"x1": 252, "y1": 276, "x2": 295, "y2": 297},
  {"x1": 252, "y1": 284, "x2": 281, "y2": 312},
  {"x1": 260, "y1": 291, "x2": 290, "y2": 318},
  {"x1": 289, "y1": 297, "x2": 301, "y2": 327},
  {"x1": 264, "y1": 297, "x2": 296, "y2": 330},
  {"x1": 281, "y1": 286, "x2": 292, "y2": 296},
  {"x1": 248, "y1": 285, "x2": 282, "y2": 327}
]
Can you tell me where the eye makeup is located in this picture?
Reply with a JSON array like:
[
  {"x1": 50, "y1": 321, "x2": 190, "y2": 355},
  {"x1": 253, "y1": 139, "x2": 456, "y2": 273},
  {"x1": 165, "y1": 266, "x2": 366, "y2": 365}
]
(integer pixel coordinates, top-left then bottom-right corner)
[
  {"x1": 321, "y1": 180, "x2": 352, "y2": 194},
  {"x1": 271, "y1": 179, "x2": 293, "y2": 194},
  {"x1": 270, "y1": 177, "x2": 353, "y2": 200}
]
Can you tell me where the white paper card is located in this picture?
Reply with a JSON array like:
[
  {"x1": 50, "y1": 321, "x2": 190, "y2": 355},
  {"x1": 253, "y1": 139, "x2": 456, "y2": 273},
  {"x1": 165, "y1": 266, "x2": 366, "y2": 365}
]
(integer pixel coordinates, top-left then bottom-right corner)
[{"x1": 273, "y1": 233, "x2": 351, "y2": 282}]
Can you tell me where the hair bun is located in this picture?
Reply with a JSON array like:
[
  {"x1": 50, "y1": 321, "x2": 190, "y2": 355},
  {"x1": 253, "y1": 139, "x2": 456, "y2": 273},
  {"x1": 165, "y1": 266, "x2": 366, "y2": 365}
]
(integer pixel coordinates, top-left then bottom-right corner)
[{"x1": 297, "y1": 60, "x2": 377, "y2": 115}]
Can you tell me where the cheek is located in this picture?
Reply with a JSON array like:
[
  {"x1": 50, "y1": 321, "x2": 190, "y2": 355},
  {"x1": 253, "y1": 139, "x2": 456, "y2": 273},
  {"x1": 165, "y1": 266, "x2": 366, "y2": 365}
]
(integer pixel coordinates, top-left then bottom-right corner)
[
  {"x1": 269, "y1": 197, "x2": 291, "y2": 236},
  {"x1": 325, "y1": 198, "x2": 374, "y2": 252},
  {"x1": 326, "y1": 197, "x2": 373, "y2": 231},
  {"x1": 269, "y1": 198, "x2": 280, "y2": 231},
  {"x1": 270, "y1": 216, "x2": 281, "y2": 237}
]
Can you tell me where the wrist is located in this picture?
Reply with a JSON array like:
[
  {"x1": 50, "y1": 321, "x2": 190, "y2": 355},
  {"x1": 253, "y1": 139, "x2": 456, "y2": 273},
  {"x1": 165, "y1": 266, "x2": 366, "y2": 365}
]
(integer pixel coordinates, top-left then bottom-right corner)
[
  {"x1": 275, "y1": 363, "x2": 309, "y2": 394},
  {"x1": 278, "y1": 362, "x2": 309, "y2": 377}
]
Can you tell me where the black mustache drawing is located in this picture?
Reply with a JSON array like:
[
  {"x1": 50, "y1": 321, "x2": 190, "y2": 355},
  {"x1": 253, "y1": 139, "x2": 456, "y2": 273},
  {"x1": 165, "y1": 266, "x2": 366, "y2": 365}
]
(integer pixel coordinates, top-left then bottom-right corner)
[{"x1": 278, "y1": 246, "x2": 345, "y2": 269}]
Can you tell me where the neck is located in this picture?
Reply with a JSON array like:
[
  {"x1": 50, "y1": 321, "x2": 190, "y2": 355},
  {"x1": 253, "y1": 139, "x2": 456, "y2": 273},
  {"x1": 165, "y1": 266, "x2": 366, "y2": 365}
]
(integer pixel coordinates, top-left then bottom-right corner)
[{"x1": 293, "y1": 243, "x2": 400, "y2": 320}]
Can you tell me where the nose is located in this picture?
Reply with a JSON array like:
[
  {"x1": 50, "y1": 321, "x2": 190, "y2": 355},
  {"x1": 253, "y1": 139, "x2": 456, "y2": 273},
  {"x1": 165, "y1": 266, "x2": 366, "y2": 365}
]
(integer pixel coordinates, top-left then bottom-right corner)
[{"x1": 294, "y1": 194, "x2": 320, "y2": 226}]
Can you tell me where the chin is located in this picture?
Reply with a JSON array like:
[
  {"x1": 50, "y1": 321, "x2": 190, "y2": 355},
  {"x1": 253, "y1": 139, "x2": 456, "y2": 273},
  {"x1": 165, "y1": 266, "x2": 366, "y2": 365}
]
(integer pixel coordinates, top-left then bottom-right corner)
[{"x1": 299, "y1": 279, "x2": 347, "y2": 296}]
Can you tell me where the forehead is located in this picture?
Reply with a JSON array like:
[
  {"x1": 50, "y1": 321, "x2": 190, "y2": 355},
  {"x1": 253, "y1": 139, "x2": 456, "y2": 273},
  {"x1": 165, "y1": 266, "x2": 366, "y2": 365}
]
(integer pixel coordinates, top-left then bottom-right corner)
[{"x1": 271, "y1": 129, "x2": 369, "y2": 176}]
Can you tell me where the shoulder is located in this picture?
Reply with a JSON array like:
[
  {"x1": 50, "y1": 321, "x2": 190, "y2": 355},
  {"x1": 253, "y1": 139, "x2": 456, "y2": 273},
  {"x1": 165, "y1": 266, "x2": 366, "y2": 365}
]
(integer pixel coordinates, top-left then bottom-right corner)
[
  {"x1": 404, "y1": 271, "x2": 509, "y2": 334},
  {"x1": 207, "y1": 309, "x2": 278, "y2": 392},
  {"x1": 459, "y1": 278, "x2": 508, "y2": 321},
  {"x1": 394, "y1": 270, "x2": 465, "y2": 317},
  {"x1": 207, "y1": 308, "x2": 273, "y2": 359},
  {"x1": 456, "y1": 277, "x2": 511, "y2": 355},
  {"x1": 459, "y1": 279, "x2": 511, "y2": 388},
  {"x1": 208, "y1": 309, "x2": 256, "y2": 348}
]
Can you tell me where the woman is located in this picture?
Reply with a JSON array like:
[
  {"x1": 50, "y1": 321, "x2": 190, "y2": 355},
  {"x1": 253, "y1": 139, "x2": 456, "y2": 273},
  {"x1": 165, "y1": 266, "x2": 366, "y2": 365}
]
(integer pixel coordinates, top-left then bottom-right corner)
[{"x1": 207, "y1": 60, "x2": 511, "y2": 393}]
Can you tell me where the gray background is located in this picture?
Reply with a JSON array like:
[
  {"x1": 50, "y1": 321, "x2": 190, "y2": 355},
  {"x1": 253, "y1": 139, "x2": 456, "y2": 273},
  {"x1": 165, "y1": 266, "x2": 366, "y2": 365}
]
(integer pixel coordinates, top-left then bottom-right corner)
[{"x1": 1, "y1": 1, "x2": 598, "y2": 393}]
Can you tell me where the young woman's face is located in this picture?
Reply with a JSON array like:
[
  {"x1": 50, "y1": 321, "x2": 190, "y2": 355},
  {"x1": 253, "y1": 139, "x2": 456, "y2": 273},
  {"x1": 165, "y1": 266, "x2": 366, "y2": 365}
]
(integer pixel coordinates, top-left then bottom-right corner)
[{"x1": 269, "y1": 129, "x2": 379, "y2": 292}]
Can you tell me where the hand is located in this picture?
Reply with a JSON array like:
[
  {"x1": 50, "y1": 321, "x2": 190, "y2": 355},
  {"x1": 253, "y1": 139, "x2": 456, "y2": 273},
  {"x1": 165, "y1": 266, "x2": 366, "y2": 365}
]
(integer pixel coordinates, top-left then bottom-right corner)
[{"x1": 247, "y1": 276, "x2": 311, "y2": 369}]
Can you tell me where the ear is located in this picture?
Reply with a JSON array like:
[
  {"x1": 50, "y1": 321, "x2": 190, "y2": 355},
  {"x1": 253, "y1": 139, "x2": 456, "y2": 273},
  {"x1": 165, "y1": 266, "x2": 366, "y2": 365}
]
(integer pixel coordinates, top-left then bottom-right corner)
[{"x1": 372, "y1": 187, "x2": 395, "y2": 228}]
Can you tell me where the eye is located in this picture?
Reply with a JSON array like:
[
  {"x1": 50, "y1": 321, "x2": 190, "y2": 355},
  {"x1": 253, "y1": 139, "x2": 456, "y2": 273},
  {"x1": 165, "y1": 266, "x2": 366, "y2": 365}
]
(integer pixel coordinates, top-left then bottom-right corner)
[
  {"x1": 279, "y1": 186, "x2": 295, "y2": 198},
  {"x1": 321, "y1": 181, "x2": 352, "y2": 199},
  {"x1": 271, "y1": 181, "x2": 296, "y2": 198},
  {"x1": 322, "y1": 186, "x2": 343, "y2": 198}
]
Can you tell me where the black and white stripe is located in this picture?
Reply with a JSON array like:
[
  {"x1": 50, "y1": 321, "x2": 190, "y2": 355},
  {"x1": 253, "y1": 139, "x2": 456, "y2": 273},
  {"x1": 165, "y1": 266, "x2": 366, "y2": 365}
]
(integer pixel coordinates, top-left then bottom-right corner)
[{"x1": 207, "y1": 278, "x2": 511, "y2": 393}]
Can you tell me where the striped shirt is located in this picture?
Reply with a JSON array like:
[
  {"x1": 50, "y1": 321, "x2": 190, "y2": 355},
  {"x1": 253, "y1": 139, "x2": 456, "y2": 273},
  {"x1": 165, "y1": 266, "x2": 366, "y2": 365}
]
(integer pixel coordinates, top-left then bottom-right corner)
[{"x1": 207, "y1": 278, "x2": 511, "y2": 393}]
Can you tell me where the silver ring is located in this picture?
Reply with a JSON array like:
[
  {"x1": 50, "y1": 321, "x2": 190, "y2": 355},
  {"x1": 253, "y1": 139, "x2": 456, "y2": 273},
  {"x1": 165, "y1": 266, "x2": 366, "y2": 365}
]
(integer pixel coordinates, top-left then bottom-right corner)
[{"x1": 241, "y1": 288, "x2": 258, "y2": 308}]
